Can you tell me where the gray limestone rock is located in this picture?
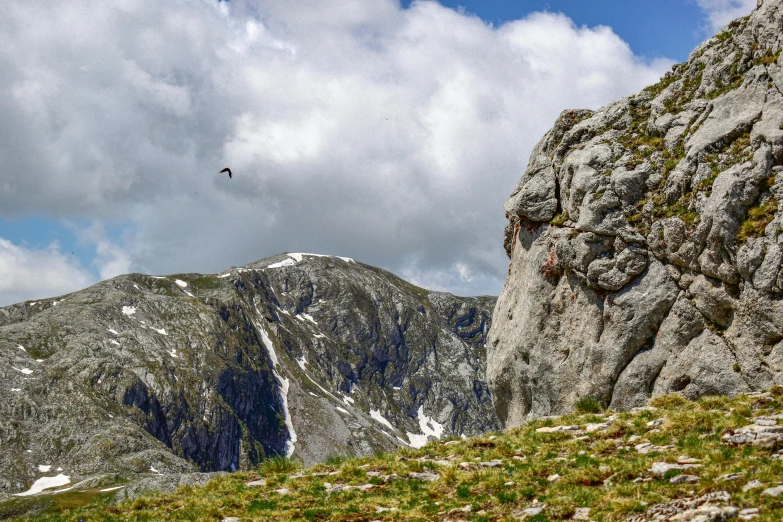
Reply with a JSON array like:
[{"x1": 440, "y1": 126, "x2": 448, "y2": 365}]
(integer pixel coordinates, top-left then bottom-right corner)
[{"x1": 489, "y1": 0, "x2": 783, "y2": 424}]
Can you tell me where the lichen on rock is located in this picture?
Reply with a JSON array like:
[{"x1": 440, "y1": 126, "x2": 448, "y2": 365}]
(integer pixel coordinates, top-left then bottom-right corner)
[{"x1": 489, "y1": 0, "x2": 783, "y2": 427}]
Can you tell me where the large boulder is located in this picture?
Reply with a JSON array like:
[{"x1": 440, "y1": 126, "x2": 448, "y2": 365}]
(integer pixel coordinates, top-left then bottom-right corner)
[{"x1": 488, "y1": 0, "x2": 783, "y2": 427}]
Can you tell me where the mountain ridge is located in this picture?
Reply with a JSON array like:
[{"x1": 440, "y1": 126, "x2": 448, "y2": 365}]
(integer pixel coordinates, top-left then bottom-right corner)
[{"x1": 0, "y1": 252, "x2": 498, "y2": 500}]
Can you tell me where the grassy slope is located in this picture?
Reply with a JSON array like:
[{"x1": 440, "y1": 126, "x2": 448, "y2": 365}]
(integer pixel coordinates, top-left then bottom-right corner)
[{"x1": 13, "y1": 390, "x2": 783, "y2": 521}]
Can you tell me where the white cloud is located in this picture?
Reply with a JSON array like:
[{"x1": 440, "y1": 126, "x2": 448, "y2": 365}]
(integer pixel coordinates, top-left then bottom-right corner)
[
  {"x1": 0, "y1": 0, "x2": 673, "y2": 302},
  {"x1": 696, "y1": 0, "x2": 756, "y2": 32},
  {"x1": 0, "y1": 238, "x2": 94, "y2": 306}
]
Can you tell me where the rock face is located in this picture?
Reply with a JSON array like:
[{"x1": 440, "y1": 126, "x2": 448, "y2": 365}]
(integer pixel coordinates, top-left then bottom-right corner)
[
  {"x1": 0, "y1": 253, "x2": 497, "y2": 498},
  {"x1": 488, "y1": 0, "x2": 783, "y2": 427}
]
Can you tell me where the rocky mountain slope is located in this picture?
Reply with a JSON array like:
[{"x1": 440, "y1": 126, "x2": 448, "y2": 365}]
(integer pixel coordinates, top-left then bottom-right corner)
[
  {"x1": 489, "y1": 0, "x2": 783, "y2": 427},
  {"x1": 0, "y1": 253, "x2": 497, "y2": 499}
]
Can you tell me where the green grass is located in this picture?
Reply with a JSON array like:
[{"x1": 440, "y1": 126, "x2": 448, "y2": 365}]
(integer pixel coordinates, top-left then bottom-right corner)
[
  {"x1": 13, "y1": 389, "x2": 783, "y2": 521},
  {"x1": 575, "y1": 397, "x2": 603, "y2": 414}
]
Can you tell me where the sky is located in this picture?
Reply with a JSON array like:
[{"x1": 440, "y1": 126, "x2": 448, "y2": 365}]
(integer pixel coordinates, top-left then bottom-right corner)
[{"x1": 0, "y1": 0, "x2": 757, "y2": 305}]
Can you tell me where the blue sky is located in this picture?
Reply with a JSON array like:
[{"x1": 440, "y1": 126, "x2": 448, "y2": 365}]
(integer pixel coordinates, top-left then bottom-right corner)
[
  {"x1": 0, "y1": 0, "x2": 756, "y2": 305},
  {"x1": 403, "y1": 0, "x2": 709, "y2": 61}
]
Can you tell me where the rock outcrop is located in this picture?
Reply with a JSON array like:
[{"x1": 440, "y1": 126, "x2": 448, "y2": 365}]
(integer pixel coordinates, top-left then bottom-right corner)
[
  {"x1": 0, "y1": 253, "x2": 497, "y2": 498},
  {"x1": 488, "y1": 0, "x2": 783, "y2": 427}
]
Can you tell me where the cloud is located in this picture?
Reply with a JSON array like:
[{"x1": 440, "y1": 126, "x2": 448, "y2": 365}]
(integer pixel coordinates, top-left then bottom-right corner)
[
  {"x1": 696, "y1": 0, "x2": 756, "y2": 32},
  {"x1": 0, "y1": 238, "x2": 94, "y2": 306},
  {"x1": 0, "y1": 0, "x2": 673, "y2": 301}
]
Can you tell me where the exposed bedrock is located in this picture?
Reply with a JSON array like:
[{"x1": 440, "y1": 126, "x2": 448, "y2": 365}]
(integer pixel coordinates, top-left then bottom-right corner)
[{"x1": 488, "y1": 0, "x2": 783, "y2": 427}]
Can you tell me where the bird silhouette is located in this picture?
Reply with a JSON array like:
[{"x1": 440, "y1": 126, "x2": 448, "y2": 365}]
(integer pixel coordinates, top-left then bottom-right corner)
[{"x1": 220, "y1": 167, "x2": 232, "y2": 179}]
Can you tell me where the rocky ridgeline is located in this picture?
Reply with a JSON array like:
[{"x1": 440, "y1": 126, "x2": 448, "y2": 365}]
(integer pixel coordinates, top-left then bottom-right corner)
[
  {"x1": 489, "y1": 0, "x2": 783, "y2": 427},
  {"x1": 0, "y1": 253, "x2": 497, "y2": 500}
]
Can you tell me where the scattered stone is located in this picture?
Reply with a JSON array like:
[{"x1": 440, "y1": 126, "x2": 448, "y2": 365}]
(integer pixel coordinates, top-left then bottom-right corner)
[
  {"x1": 677, "y1": 456, "x2": 701, "y2": 465},
  {"x1": 512, "y1": 455, "x2": 526, "y2": 461},
  {"x1": 739, "y1": 508, "x2": 759, "y2": 520},
  {"x1": 636, "y1": 443, "x2": 676, "y2": 454},
  {"x1": 573, "y1": 507, "x2": 590, "y2": 520},
  {"x1": 448, "y1": 505, "x2": 471, "y2": 514},
  {"x1": 515, "y1": 505, "x2": 545, "y2": 518},
  {"x1": 273, "y1": 488, "x2": 290, "y2": 495},
  {"x1": 381, "y1": 473, "x2": 399, "y2": 482},
  {"x1": 761, "y1": 485, "x2": 783, "y2": 497},
  {"x1": 222, "y1": 518, "x2": 240, "y2": 522},
  {"x1": 375, "y1": 507, "x2": 398, "y2": 513},
  {"x1": 599, "y1": 465, "x2": 611, "y2": 473},
  {"x1": 443, "y1": 440, "x2": 460, "y2": 446},
  {"x1": 717, "y1": 473, "x2": 742, "y2": 482},
  {"x1": 408, "y1": 471, "x2": 439, "y2": 482},
  {"x1": 723, "y1": 423, "x2": 783, "y2": 448},
  {"x1": 586, "y1": 422, "x2": 611, "y2": 432},
  {"x1": 479, "y1": 460, "x2": 503, "y2": 468},
  {"x1": 628, "y1": 491, "x2": 732, "y2": 522},
  {"x1": 650, "y1": 462, "x2": 702, "y2": 477},
  {"x1": 505, "y1": 481, "x2": 515, "y2": 486},
  {"x1": 246, "y1": 479, "x2": 266, "y2": 487},
  {"x1": 536, "y1": 425, "x2": 581, "y2": 434},
  {"x1": 488, "y1": 435, "x2": 498, "y2": 440},
  {"x1": 668, "y1": 506, "x2": 738, "y2": 521},
  {"x1": 628, "y1": 435, "x2": 642, "y2": 442},
  {"x1": 324, "y1": 483, "x2": 374, "y2": 493},
  {"x1": 670, "y1": 474, "x2": 700, "y2": 484},
  {"x1": 458, "y1": 462, "x2": 472, "y2": 470},
  {"x1": 646, "y1": 418, "x2": 665, "y2": 427},
  {"x1": 547, "y1": 474, "x2": 561, "y2": 483},
  {"x1": 742, "y1": 480, "x2": 763, "y2": 492}
]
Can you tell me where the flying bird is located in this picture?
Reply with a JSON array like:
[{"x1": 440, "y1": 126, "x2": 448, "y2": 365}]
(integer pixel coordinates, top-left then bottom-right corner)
[{"x1": 220, "y1": 167, "x2": 232, "y2": 179}]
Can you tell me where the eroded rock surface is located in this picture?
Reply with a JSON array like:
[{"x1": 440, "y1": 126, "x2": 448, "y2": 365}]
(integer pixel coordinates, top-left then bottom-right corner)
[{"x1": 489, "y1": 0, "x2": 783, "y2": 427}]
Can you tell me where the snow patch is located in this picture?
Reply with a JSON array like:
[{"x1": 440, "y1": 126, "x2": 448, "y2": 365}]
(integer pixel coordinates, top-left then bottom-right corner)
[
  {"x1": 267, "y1": 257, "x2": 296, "y2": 268},
  {"x1": 108, "y1": 329, "x2": 119, "y2": 335},
  {"x1": 370, "y1": 409, "x2": 394, "y2": 431},
  {"x1": 168, "y1": 349, "x2": 177, "y2": 358},
  {"x1": 338, "y1": 256, "x2": 355, "y2": 263},
  {"x1": 461, "y1": 433, "x2": 467, "y2": 440},
  {"x1": 406, "y1": 433, "x2": 429, "y2": 448},
  {"x1": 35, "y1": 359, "x2": 44, "y2": 362},
  {"x1": 149, "y1": 466, "x2": 162, "y2": 475},
  {"x1": 335, "y1": 407, "x2": 349, "y2": 414},
  {"x1": 257, "y1": 320, "x2": 297, "y2": 457},
  {"x1": 184, "y1": 291, "x2": 194, "y2": 297},
  {"x1": 38, "y1": 465, "x2": 51, "y2": 473},
  {"x1": 12, "y1": 367, "x2": 33, "y2": 375},
  {"x1": 11, "y1": 388, "x2": 21, "y2": 392},
  {"x1": 133, "y1": 284, "x2": 140, "y2": 290},
  {"x1": 100, "y1": 486, "x2": 125, "y2": 492},
  {"x1": 405, "y1": 406, "x2": 445, "y2": 449},
  {"x1": 218, "y1": 272, "x2": 232, "y2": 278},
  {"x1": 300, "y1": 313, "x2": 317, "y2": 325},
  {"x1": 175, "y1": 279, "x2": 188, "y2": 288},
  {"x1": 392, "y1": 386, "x2": 402, "y2": 390},
  {"x1": 396, "y1": 436, "x2": 412, "y2": 446},
  {"x1": 308, "y1": 392, "x2": 318, "y2": 397},
  {"x1": 13, "y1": 474, "x2": 71, "y2": 496},
  {"x1": 296, "y1": 356, "x2": 308, "y2": 371},
  {"x1": 343, "y1": 396, "x2": 354, "y2": 405},
  {"x1": 17, "y1": 344, "x2": 26, "y2": 352},
  {"x1": 121, "y1": 306, "x2": 136, "y2": 317},
  {"x1": 153, "y1": 327, "x2": 167, "y2": 335},
  {"x1": 314, "y1": 333, "x2": 326, "y2": 339},
  {"x1": 109, "y1": 339, "x2": 120, "y2": 346}
]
